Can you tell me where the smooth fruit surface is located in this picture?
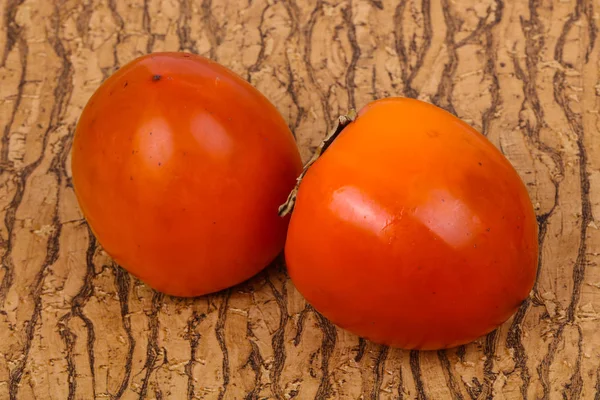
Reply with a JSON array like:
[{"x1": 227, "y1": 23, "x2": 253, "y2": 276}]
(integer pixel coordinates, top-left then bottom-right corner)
[
  {"x1": 285, "y1": 97, "x2": 538, "y2": 350},
  {"x1": 72, "y1": 52, "x2": 303, "y2": 297}
]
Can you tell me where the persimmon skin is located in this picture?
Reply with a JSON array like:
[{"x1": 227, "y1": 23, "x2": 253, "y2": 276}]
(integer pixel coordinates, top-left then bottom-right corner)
[
  {"x1": 72, "y1": 52, "x2": 303, "y2": 297},
  {"x1": 285, "y1": 98, "x2": 538, "y2": 350}
]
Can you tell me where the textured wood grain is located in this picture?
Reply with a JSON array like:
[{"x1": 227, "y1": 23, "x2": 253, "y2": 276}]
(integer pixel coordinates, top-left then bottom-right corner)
[{"x1": 1, "y1": 0, "x2": 599, "y2": 399}]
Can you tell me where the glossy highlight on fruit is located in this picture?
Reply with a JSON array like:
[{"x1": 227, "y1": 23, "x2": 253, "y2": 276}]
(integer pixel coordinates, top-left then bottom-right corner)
[
  {"x1": 284, "y1": 97, "x2": 538, "y2": 350},
  {"x1": 72, "y1": 52, "x2": 303, "y2": 297}
]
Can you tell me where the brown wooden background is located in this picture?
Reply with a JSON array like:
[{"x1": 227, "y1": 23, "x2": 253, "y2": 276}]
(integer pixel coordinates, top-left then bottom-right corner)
[{"x1": 1, "y1": 0, "x2": 599, "y2": 399}]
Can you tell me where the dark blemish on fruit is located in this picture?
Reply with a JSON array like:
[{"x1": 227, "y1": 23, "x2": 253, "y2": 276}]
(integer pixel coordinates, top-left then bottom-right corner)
[
  {"x1": 432, "y1": 291, "x2": 437, "y2": 295},
  {"x1": 158, "y1": 162, "x2": 162, "y2": 166},
  {"x1": 500, "y1": 62, "x2": 506, "y2": 68},
  {"x1": 441, "y1": 198, "x2": 445, "y2": 202},
  {"x1": 130, "y1": 176, "x2": 133, "y2": 181},
  {"x1": 486, "y1": 228, "x2": 491, "y2": 232},
  {"x1": 149, "y1": 132, "x2": 152, "y2": 135},
  {"x1": 478, "y1": 162, "x2": 482, "y2": 166},
  {"x1": 124, "y1": 81, "x2": 128, "y2": 88},
  {"x1": 152, "y1": 74, "x2": 162, "y2": 82},
  {"x1": 213, "y1": 221, "x2": 216, "y2": 225}
]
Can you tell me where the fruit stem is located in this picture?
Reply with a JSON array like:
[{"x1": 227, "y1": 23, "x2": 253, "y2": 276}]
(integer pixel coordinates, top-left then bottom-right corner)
[{"x1": 278, "y1": 109, "x2": 357, "y2": 217}]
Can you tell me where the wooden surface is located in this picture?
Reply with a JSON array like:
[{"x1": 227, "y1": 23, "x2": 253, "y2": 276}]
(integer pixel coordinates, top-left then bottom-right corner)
[{"x1": 1, "y1": 0, "x2": 599, "y2": 399}]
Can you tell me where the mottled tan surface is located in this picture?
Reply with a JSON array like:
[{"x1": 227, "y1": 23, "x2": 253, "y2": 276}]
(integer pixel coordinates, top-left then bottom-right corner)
[{"x1": 1, "y1": 0, "x2": 599, "y2": 399}]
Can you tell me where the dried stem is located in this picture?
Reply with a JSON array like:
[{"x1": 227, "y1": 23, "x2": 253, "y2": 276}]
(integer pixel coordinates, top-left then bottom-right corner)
[{"x1": 278, "y1": 110, "x2": 357, "y2": 217}]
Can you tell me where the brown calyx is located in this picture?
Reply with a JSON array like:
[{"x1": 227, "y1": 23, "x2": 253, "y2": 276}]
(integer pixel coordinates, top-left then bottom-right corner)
[{"x1": 278, "y1": 110, "x2": 357, "y2": 217}]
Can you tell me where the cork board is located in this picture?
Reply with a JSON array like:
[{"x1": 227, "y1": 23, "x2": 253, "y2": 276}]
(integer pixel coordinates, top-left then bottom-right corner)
[{"x1": 1, "y1": 0, "x2": 599, "y2": 399}]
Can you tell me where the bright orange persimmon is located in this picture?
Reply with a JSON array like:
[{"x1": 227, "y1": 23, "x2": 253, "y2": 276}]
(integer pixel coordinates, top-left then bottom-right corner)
[
  {"x1": 72, "y1": 52, "x2": 303, "y2": 297},
  {"x1": 285, "y1": 97, "x2": 538, "y2": 350}
]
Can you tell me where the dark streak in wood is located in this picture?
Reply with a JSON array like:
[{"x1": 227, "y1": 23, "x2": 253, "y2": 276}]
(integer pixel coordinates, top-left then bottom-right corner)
[
  {"x1": 410, "y1": 350, "x2": 427, "y2": 400},
  {"x1": 581, "y1": 0, "x2": 597, "y2": 63},
  {"x1": 107, "y1": 0, "x2": 124, "y2": 70},
  {"x1": 138, "y1": 291, "x2": 164, "y2": 400},
  {"x1": 301, "y1": 0, "x2": 332, "y2": 132},
  {"x1": 0, "y1": 19, "x2": 27, "y2": 301},
  {"x1": 552, "y1": 4, "x2": 592, "y2": 399},
  {"x1": 394, "y1": 0, "x2": 432, "y2": 98},
  {"x1": 293, "y1": 304, "x2": 310, "y2": 346},
  {"x1": 284, "y1": 46, "x2": 305, "y2": 135},
  {"x1": 342, "y1": 1, "x2": 360, "y2": 109},
  {"x1": 216, "y1": 290, "x2": 231, "y2": 400},
  {"x1": 266, "y1": 274, "x2": 288, "y2": 400},
  {"x1": 142, "y1": 0, "x2": 155, "y2": 54},
  {"x1": 1, "y1": 19, "x2": 25, "y2": 166},
  {"x1": 201, "y1": 0, "x2": 222, "y2": 60},
  {"x1": 244, "y1": 322, "x2": 264, "y2": 400},
  {"x1": 247, "y1": 3, "x2": 270, "y2": 79},
  {"x1": 177, "y1": 0, "x2": 199, "y2": 53},
  {"x1": 433, "y1": 0, "x2": 458, "y2": 114},
  {"x1": 481, "y1": 0, "x2": 503, "y2": 136},
  {"x1": 74, "y1": 0, "x2": 94, "y2": 40},
  {"x1": 506, "y1": 298, "x2": 533, "y2": 399},
  {"x1": 397, "y1": 358, "x2": 405, "y2": 400},
  {"x1": 184, "y1": 311, "x2": 206, "y2": 400},
  {"x1": 455, "y1": 14, "x2": 488, "y2": 48},
  {"x1": 457, "y1": 346, "x2": 466, "y2": 363},
  {"x1": 371, "y1": 345, "x2": 389, "y2": 400},
  {"x1": 314, "y1": 312, "x2": 337, "y2": 399},
  {"x1": 7, "y1": 4, "x2": 74, "y2": 397},
  {"x1": 507, "y1": 1, "x2": 566, "y2": 395},
  {"x1": 355, "y1": 337, "x2": 367, "y2": 362},
  {"x1": 562, "y1": 325, "x2": 584, "y2": 400},
  {"x1": 0, "y1": 0, "x2": 25, "y2": 67},
  {"x1": 537, "y1": 323, "x2": 566, "y2": 400},
  {"x1": 58, "y1": 231, "x2": 98, "y2": 400},
  {"x1": 481, "y1": 330, "x2": 498, "y2": 399},
  {"x1": 465, "y1": 377, "x2": 483, "y2": 399},
  {"x1": 438, "y1": 350, "x2": 464, "y2": 400},
  {"x1": 368, "y1": 0, "x2": 383, "y2": 10},
  {"x1": 0, "y1": 169, "x2": 23, "y2": 306},
  {"x1": 554, "y1": 0, "x2": 592, "y2": 328},
  {"x1": 113, "y1": 266, "x2": 136, "y2": 399},
  {"x1": 10, "y1": 170, "x2": 62, "y2": 399}
]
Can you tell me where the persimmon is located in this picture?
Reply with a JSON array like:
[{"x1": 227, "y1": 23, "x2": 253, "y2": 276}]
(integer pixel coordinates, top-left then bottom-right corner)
[
  {"x1": 283, "y1": 97, "x2": 538, "y2": 350},
  {"x1": 72, "y1": 52, "x2": 303, "y2": 297}
]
